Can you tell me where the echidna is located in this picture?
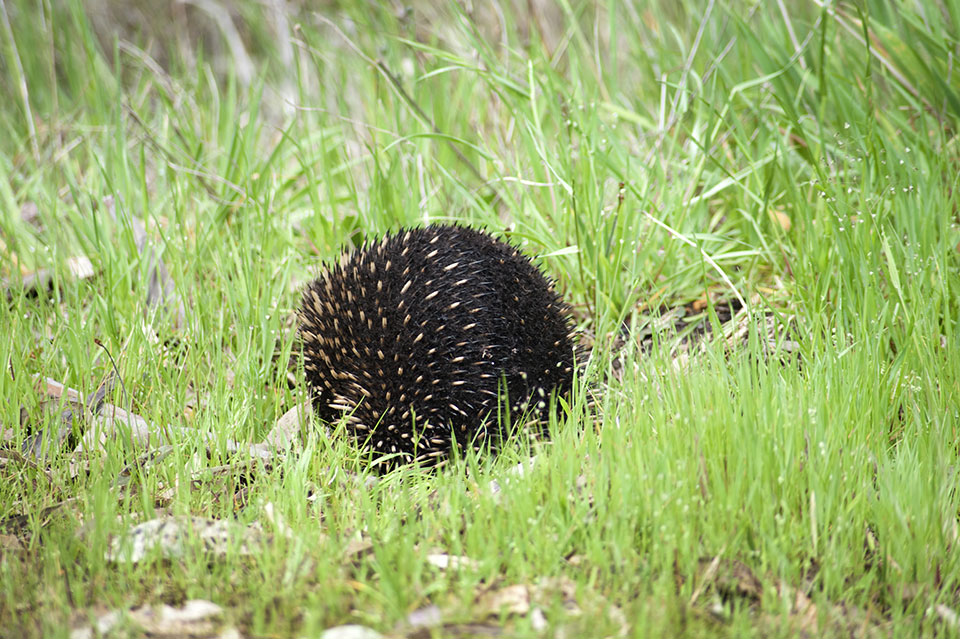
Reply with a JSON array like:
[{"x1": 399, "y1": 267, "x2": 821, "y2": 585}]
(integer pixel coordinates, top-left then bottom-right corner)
[{"x1": 297, "y1": 225, "x2": 575, "y2": 468}]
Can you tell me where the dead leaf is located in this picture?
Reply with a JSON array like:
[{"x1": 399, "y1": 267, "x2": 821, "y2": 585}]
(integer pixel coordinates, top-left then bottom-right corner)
[
  {"x1": 33, "y1": 376, "x2": 84, "y2": 404},
  {"x1": 529, "y1": 607, "x2": 548, "y2": 632},
  {"x1": 129, "y1": 599, "x2": 232, "y2": 638},
  {"x1": 65, "y1": 255, "x2": 95, "y2": 279},
  {"x1": 20, "y1": 201, "x2": 39, "y2": 225},
  {"x1": 405, "y1": 604, "x2": 443, "y2": 630},
  {"x1": 35, "y1": 375, "x2": 272, "y2": 461},
  {"x1": 319, "y1": 625, "x2": 383, "y2": 639},
  {"x1": 2, "y1": 256, "x2": 94, "y2": 299},
  {"x1": 769, "y1": 208, "x2": 792, "y2": 231},
  {"x1": 426, "y1": 554, "x2": 479, "y2": 571},
  {"x1": 474, "y1": 577, "x2": 626, "y2": 636},
  {"x1": 710, "y1": 557, "x2": 763, "y2": 603},
  {"x1": 782, "y1": 582, "x2": 818, "y2": 634},
  {"x1": 488, "y1": 456, "x2": 538, "y2": 499},
  {"x1": 404, "y1": 622, "x2": 503, "y2": 638},
  {"x1": 81, "y1": 402, "x2": 157, "y2": 451},
  {"x1": 687, "y1": 555, "x2": 892, "y2": 637},
  {"x1": 71, "y1": 600, "x2": 239, "y2": 639},
  {"x1": 932, "y1": 604, "x2": 959, "y2": 630},
  {"x1": 0, "y1": 534, "x2": 23, "y2": 550},
  {"x1": 69, "y1": 609, "x2": 122, "y2": 639},
  {"x1": 565, "y1": 554, "x2": 585, "y2": 566},
  {"x1": 477, "y1": 584, "x2": 530, "y2": 617},
  {"x1": 257, "y1": 400, "x2": 311, "y2": 453},
  {"x1": 21, "y1": 376, "x2": 89, "y2": 458},
  {"x1": 106, "y1": 516, "x2": 264, "y2": 563},
  {"x1": 342, "y1": 531, "x2": 374, "y2": 564},
  {"x1": 262, "y1": 502, "x2": 293, "y2": 539}
]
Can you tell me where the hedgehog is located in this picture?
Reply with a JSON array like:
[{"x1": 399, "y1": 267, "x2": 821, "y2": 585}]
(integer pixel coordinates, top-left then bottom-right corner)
[{"x1": 297, "y1": 225, "x2": 575, "y2": 469}]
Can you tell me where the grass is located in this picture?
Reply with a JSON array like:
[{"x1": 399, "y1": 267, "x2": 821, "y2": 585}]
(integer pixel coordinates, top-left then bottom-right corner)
[{"x1": 1, "y1": 0, "x2": 959, "y2": 637}]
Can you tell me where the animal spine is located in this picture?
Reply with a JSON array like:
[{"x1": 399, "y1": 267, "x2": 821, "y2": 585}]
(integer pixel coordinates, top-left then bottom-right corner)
[{"x1": 297, "y1": 225, "x2": 574, "y2": 468}]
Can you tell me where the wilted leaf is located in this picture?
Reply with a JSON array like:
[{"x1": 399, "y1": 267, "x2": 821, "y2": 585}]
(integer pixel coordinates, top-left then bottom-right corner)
[
  {"x1": 932, "y1": 604, "x2": 959, "y2": 631},
  {"x1": 692, "y1": 556, "x2": 763, "y2": 604},
  {"x1": 768, "y1": 208, "x2": 792, "y2": 231},
  {"x1": 474, "y1": 577, "x2": 626, "y2": 636},
  {"x1": 779, "y1": 582, "x2": 818, "y2": 634},
  {"x1": 81, "y1": 402, "x2": 158, "y2": 452},
  {"x1": 71, "y1": 600, "x2": 239, "y2": 639},
  {"x1": 0, "y1": 534, "x2": 23, "y2": 550},
  {"x1": 342, "y1": 531, "x2": 374, "y2": 564},
  {"x1": 262, "y1": 501, "x2": 294, "y2": 539},
  {"x1": 426, "y1": 553, "x2": 479, "y2": 571},
  {"x1": 319, "y1": 625, "x2": 383, "y2": 639},
  {"x1": 257, "y1": 400, "x2": 311, "y2": 453},
  {"x1": 405, "y1": 604, "x2": 443, "y2": 630},
  {"x1": 477, "y1": 584, "x2": 531, "y2": 617},
  {"x1": 20, "y1": 201, "x2": 39, "y2": 225},
  {"x1": 2, "y1": 256, "x2": 94, "y2": 299},
  {"x1": 488, "y1": 456, "x2": 538, "y2": 499},
  {"x1": 129, "y1": 599, "x2": 233, "y2": 638},
  {"x1": 33, "y1": 376, "x2": 83, "y2": 404},
  {"x1": 529, "y1": 607, "x2": 548, "y2": 632},
  {"x1": 106, "y1": 516, "x2": 264, "y2": 563}
]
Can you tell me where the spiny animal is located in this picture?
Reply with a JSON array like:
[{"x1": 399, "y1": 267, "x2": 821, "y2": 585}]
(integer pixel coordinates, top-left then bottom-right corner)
[{"x1": 297, "y1": 225, "x2": 575, "y2": 469}]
